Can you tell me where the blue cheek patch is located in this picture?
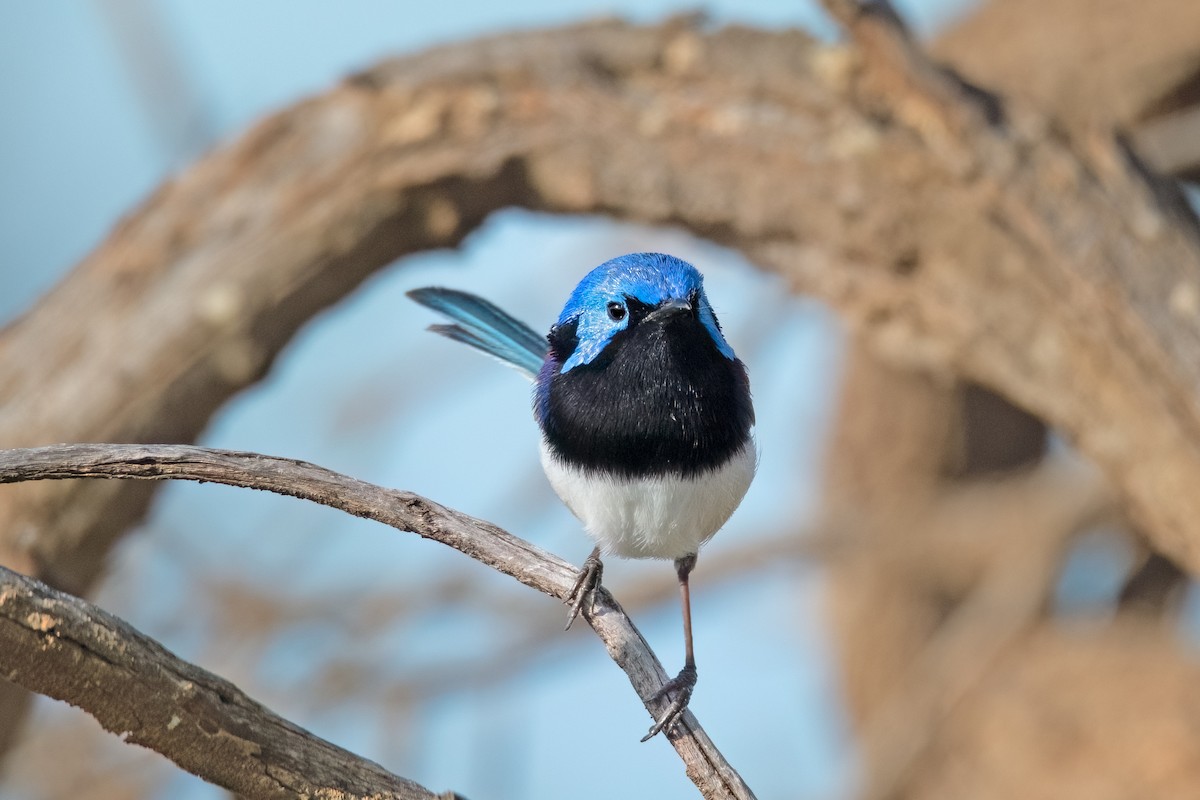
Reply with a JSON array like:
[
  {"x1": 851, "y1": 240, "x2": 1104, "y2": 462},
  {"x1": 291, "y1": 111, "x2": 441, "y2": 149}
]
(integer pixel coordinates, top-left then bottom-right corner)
[
  {"x1": 561, "y1": 310, "x2": 626, "y2": 372},
  {"x1": 560, "y1": 300, "x2": 736, "y2": 373},
  {"x1": 698, "y1": 301, "x2": 736, "y2": 360}
]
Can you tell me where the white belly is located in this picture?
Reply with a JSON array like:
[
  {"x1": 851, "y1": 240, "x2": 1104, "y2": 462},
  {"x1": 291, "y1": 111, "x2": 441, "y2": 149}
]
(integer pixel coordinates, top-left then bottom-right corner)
[{"x1": 539, "y1": 439, "x2": 756, "y2": 560}]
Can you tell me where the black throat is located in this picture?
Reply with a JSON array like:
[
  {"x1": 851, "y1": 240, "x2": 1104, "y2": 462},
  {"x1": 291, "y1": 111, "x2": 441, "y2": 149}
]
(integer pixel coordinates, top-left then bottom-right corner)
[{"x1": 537, "y1": 311, "x2": 753, "y2": 479}]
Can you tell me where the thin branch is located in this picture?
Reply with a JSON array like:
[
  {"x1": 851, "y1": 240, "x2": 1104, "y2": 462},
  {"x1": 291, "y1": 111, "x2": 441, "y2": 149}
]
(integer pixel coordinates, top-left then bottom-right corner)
[{"x1": 0, "y1": 443, "x2": 755, "y2": 800}]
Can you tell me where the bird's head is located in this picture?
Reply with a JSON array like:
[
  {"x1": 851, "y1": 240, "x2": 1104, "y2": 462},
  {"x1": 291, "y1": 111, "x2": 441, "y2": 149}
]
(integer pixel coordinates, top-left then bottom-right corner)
[{"x1": 548, "y1": 252, "x2": 736, "y2": 373}]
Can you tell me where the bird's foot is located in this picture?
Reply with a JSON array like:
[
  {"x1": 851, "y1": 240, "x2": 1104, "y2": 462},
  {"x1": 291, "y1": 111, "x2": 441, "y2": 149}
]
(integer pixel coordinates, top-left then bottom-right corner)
[
  {"x1": 565, "y1": 551, "x2": 603, "y2": 631},
  {"x1": 641, "y1": 664, "x2": 698, "y2": 742}
]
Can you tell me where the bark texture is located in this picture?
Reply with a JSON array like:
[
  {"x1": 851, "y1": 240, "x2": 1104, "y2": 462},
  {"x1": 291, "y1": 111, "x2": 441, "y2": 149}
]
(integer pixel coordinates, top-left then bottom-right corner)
[{"x1": 0, "y1": 565, "x2": 445, "y2": 800}]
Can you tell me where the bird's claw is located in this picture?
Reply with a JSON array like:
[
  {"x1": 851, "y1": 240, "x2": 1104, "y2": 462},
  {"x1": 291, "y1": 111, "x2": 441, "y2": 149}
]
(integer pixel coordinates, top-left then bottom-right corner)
[
  {"x1": 565, "y1": 552, "x2": 604, "y2": 630},
  {"x1": 641, "y1": 664, "x2": 698, "y2": 742}
]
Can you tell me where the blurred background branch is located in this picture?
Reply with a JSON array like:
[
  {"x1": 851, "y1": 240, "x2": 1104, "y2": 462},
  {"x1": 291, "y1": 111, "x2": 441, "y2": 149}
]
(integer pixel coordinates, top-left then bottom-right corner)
[{"x1": 3, "y1": 1, "x2": 1200, "y2": 798}]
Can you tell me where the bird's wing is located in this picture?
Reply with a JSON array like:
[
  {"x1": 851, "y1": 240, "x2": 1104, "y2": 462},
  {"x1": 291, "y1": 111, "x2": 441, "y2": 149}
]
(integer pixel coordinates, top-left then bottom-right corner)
[{"x1": 406, "y1": 287, "x2": 546, "y2": 380}]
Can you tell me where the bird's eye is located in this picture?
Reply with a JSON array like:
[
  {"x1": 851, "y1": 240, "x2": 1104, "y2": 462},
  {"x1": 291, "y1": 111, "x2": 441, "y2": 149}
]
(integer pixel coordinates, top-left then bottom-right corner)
[{"x1": 607, "y1": 302, "x2": 627, "y2": 321}]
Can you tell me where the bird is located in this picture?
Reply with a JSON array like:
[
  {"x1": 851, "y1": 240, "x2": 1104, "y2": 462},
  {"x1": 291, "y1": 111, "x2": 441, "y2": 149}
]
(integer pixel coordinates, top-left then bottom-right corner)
[{"x1": 407, "y1": 252, "x2": 755, "y2": 740}]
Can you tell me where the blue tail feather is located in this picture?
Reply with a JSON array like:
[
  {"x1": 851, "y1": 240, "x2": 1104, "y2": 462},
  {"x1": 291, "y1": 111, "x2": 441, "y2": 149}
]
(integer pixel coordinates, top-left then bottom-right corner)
[{"x1": 407, "y1": 287, "x2": 546, "y2": 379}]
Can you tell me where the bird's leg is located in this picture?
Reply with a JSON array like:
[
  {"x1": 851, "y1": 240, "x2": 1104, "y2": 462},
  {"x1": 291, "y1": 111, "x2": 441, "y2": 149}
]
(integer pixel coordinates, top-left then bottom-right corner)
[
  {"x1": 642, "y1": 553, "x2": 699, "y2": 742},
  {"x1": 565, "y1": 546, "x2": 604, "y2": 630}
]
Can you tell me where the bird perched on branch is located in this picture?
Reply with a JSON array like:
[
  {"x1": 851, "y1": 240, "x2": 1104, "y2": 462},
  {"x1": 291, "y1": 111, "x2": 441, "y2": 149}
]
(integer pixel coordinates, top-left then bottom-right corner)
[{"x1": 408, "y1": 252, "x2": 755, "y2": 740}]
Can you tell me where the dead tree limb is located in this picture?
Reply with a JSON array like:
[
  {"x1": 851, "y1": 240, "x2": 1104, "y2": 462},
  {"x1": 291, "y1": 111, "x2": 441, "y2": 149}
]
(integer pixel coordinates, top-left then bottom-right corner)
[
  {"x1": 0, "y1": 565, "x2": 449, "y2": 800},
  {"x1": 0, "y1": 443, "x2": 755, "y2": 800}
]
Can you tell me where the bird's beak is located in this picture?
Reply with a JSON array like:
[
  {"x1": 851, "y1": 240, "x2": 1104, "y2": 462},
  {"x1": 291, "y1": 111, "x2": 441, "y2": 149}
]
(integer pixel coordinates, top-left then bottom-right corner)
[{"x1": 646, "y1": 299, "x2": 692, "y2": 323}]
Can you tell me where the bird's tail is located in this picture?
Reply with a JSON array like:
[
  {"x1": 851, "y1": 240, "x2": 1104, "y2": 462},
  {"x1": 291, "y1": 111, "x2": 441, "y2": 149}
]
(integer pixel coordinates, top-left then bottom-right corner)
[{"x1": 407, "y1": 287, "x2": 546, "y2": 380}]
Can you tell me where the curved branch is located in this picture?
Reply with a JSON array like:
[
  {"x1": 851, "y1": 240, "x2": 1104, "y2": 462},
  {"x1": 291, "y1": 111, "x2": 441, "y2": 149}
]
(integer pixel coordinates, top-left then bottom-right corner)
[
  {"x1": 4, "y1": 13, "x2": 1200, "y2": 602},
  {"x1": 0, "y1": 443, "x2": 755, "y2": 800}
]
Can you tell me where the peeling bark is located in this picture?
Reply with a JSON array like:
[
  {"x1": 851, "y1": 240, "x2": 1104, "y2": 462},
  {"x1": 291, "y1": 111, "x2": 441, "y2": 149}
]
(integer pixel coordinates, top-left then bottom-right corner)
[{"x1": 0, "y1": 566, "x2": 446, "y2": 800}]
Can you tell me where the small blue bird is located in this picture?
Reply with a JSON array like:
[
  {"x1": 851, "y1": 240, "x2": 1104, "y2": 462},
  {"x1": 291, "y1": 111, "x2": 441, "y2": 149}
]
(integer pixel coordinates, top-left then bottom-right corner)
[{"x1": 408, "y1": 252, "x2": 755, "y2": 740}]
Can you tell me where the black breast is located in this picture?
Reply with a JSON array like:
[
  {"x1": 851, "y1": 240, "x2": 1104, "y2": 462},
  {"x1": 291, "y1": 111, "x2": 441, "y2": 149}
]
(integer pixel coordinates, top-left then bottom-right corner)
[{"x1": 537, "y1": 313, "x2": 754, "y2": 479}]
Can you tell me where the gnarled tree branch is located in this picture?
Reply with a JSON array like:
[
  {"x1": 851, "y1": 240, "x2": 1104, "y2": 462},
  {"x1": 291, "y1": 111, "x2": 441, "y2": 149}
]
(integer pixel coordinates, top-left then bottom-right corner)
[
  {"x1": 0, "y1": 564, "x2": 449, "y2": 800},
  {"x1": 0, "y1": 443, "x2": 755, "y2": 800},
  {"x1": 5, "y1": 12, "x2": 1200, "y2": 598}
]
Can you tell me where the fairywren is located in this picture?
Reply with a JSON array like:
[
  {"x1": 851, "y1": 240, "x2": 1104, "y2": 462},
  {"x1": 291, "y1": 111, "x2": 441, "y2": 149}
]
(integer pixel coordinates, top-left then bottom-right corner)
[{"x1": 409, "y1": 252, "x2": 755, "y2": 739}]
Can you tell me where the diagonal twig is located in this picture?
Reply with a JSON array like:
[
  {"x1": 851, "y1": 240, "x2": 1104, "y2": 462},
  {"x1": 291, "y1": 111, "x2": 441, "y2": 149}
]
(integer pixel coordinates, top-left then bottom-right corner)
[{"x1": 0, "y1": 443, "x2": 756, "y2": 800}]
